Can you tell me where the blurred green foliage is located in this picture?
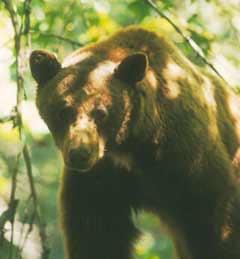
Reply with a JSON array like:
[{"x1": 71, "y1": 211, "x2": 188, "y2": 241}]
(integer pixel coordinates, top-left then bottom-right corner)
[{"x1": 0, "y1": 0, "x2": 240, "y2": 258}]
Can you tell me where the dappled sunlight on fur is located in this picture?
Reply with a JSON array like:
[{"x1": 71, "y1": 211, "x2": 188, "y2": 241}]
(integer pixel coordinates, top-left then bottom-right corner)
[
  {"x1": 221, "y1": 224, "x2": 233, "y2": 241},
  {"x1": 57, "y1": 74, "x2": 78, "y2": 95},
  {"x1": 146, "y1": 69, "x2": 158, "y2": 90},
  {"x1": 88, "y1": 60, "x2": 116, "y2": 88},
  {"x1": 62, "y1": 51, "x2": 93, "y2": 67},
  {"x1": 108, "y1": 47, "x2": 129, "y2": 61},
  {"x1": 203, "y1": 77, "x2": 217, "y2": 110},
  {"x1": 228, "y1": 93, "x2": 240, "y2": 143}
]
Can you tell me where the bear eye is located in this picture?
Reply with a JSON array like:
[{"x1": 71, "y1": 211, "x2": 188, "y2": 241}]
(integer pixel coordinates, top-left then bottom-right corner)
[{"x1": 91, "y1": 105, "x2": 108, "y2": 122}]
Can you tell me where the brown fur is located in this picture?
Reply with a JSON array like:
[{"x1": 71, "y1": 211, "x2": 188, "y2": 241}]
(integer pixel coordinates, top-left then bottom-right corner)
[{"x1": 30, "y1": 26, "x2": 240, "y2": 259}]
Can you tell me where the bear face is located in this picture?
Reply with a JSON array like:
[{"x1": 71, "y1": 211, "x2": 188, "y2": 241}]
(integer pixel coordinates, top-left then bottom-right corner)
[{"x1": 30, "y1": 48, "x2": 149, "y2": 172}]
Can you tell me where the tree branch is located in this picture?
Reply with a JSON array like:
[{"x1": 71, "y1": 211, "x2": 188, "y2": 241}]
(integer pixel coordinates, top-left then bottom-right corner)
[
  {"x1": 0, "y1": 115, "x2": 15, "y2": 124},
  {"x1": 32, "y1": 30, "x2": 83, "y2": 47},
  {"x1": 0, "y1": 200, "x2": 19, "y2": 240},
  {"x1": 2, "y1": 0, "x2": 49, "y2": 258},
  {"x1": 145, "y1": 0, "x2": 227, "y2": 83},
  {"x1": 2, "y1": 0, "x2": 19, "y2": 36},
  {"x1": 22, "y1": 0, "x2": 31, "y2": 35},
  {"x1": 8, "y1": 153, "x2": 20, "y2": 259}
]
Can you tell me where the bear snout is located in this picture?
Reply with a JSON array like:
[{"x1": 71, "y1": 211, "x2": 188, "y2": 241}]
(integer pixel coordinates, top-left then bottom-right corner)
[
  {"x1": 68, "y1": 145, "x2": 92, "y2": 167},
  {"x1": 63, "y1": 123, "x2": 102, "y2": 173}
]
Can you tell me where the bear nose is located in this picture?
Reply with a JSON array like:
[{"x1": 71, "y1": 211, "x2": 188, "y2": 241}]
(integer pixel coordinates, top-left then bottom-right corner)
[{"x1": 68, "y1": 145, "x2": 92, "y2": 165}]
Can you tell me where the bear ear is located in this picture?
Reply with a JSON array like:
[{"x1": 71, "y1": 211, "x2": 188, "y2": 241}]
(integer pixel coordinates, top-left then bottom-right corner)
[
  {"x1": 114, "y1": 53, "x2": 148, "y2": 84},
  {"x1": 29, "y1": 50, "x2": 61, "y2": 86}
]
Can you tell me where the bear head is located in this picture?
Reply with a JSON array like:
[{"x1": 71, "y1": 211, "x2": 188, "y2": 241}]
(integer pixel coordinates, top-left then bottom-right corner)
[{"x1": 30, "y1": 49, "x2": 149, "y2": 173}]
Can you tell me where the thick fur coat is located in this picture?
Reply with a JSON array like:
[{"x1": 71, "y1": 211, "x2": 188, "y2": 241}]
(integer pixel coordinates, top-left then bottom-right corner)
[{"x1": 30, "y1": 27, "x2": 240, "y2": 259}]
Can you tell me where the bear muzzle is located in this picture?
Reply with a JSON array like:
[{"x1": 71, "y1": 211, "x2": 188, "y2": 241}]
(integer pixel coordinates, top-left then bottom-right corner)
[
  {"x1": 64, "y1": 137, "x2": 100, "y2": 173},
  {"x1": 62, "y1": 116, "x2": 104, "y2": 173},
  {"x1": 66, "y1": 145, "x2": 95, "y2": 172}
]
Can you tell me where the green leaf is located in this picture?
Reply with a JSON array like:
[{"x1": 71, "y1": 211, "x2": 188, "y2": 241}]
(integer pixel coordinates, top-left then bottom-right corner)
[{"x1": 128, "y1": 1, "x2": 150, "y2": 22}]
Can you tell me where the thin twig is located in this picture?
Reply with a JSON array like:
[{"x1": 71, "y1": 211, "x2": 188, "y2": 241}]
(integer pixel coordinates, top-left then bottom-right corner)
[
  {"x1": 23, "y1": 141, "x2": 49, "y2": 259},
  {"x1": 23, "y1": 0, "x2": 50, "y2": 256},
  {"x1": 2, "y1": 0, "x2": 19, "y2": 35},
  {"x1": 2, "y1": 2, "x2": 22, "y2": 258},
  {"x1": 0, "y1": 200, "x2": 19, "y2": 238},
  {"x1": 8, "y1": 154, "x2": 21, "y2": 259},
  {"x1": 36, "y1": 213, "x2": 49, "y2": 259},
  {"x1": 2, "y1": 0, "x2": 49, "y2": 258},
  {"x1": 22, "y1": 0, "x2": 32, "y2": 35},
  {"x1": 0, "y1": 107, "x2": 17, "y2": 125},
  {"x1": 145, "y1": 0, "x2": 227, "y2": 83},
  {"x1": 0, "y1": 115, "x2": 15, "y2": 124},
  {"x1": 22, "y1": 146, "x2": 37, "y2": 201},
  {"x1": 18, "y1": 206, "x2": 36, "y2": 256},
  {"x1": 31, "y1": 30, "x2": 83, "y2": 47},
  {"x1": 0, "y1": 154, "x2": 19, "y2": 251},
  {"x1": 16, "y1": 195, "x2": 31, "y2": 253}
]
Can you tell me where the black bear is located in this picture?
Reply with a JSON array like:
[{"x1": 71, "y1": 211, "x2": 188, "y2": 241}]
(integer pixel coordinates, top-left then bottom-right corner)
[{"x1": 30, "y1": 27, "x2": 240, "y2": 259}]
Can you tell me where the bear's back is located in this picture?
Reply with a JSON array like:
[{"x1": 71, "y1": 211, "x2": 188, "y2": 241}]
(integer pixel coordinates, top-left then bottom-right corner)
[{"x1": 63, "y1": 27, "x2": 181, "y2": 69}]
